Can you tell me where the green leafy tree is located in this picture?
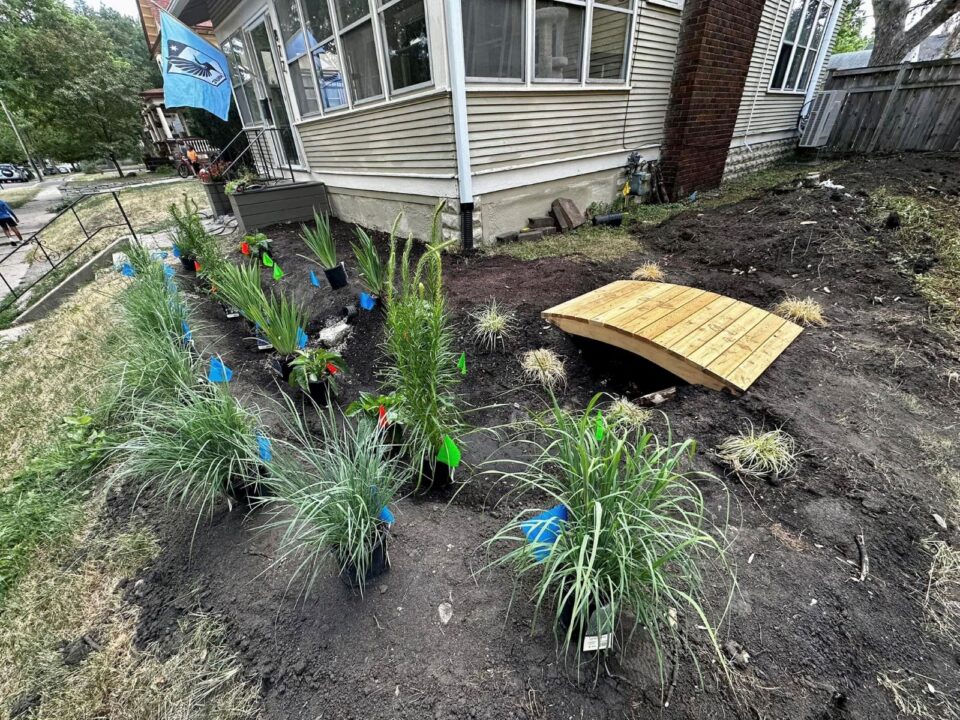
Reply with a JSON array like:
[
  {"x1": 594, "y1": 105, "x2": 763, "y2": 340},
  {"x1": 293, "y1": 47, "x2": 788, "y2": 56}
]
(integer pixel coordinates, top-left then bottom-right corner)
[
  {"x1": 833, "y1": 0, "x2": 871, "y2": 54},
  {"x1": 871, "y1": 0, "x2": 960, "y2": 65}
]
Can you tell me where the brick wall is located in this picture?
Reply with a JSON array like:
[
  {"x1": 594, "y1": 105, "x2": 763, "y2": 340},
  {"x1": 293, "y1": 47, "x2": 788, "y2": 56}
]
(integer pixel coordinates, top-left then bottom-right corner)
[{"x1": 660, "y1": 0, "x2": 768, "y2": 200}]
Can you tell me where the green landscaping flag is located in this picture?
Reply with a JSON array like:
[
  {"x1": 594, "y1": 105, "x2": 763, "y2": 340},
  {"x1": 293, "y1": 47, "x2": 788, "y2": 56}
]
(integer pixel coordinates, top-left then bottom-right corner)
[
  {"x1": 595, "y1": 412, "x2": 605, "y2": 441},
  {"x1": 436, "y1": 435, "x2": 461, "y2": 468},
  {"x1": 262, "y1": 252, "x2": 274, "y2": 267},
  {"x1": 457, "y1": 352, "x2": 467, "y2": 375},
  {"x1": 273, "y1": 264, "x2": 284, "y2": 280}
]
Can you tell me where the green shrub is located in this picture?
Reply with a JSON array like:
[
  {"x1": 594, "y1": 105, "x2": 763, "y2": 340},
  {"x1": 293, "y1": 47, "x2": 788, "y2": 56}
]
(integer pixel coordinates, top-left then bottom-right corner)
[
  {"x1": 259, "y1": 401, "x2": 410, "y2": 594},
  {"x1": 169, "y1": 196, "x2": 215, "y2": 263},
  {"x1": 352, "y1": 216, "x2": 397, "y2": 299},
  {"x1": 289, "y1": 347, "x2": 346, "y2": 394},
  {"x1": 486, "y1": 394, "x2": 729, "y2": 681},
  {"x1": 260, "y1": 291, "x2": 306, "y2": 357}
]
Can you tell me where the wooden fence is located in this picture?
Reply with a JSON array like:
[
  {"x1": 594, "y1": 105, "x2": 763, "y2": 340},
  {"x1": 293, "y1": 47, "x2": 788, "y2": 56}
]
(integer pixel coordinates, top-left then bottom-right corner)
[{"x1": 806, "y1": 58, "x2": 960, "y2": 153}]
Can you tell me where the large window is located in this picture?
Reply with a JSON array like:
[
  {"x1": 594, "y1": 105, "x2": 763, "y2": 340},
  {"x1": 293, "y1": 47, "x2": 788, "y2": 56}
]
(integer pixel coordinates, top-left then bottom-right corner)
[
  {"x1": 222, "y1": 33, "x2": 263, "y2": 125},
  {"x1": 265, "y1": 0, "x2": 431, "y2": 119},
  {"x1": 770, "y1": 0, "x2": 834, "y2": 92},
  {"x1": 463, "y1": 0, "x2": 634, "y2": 84}
]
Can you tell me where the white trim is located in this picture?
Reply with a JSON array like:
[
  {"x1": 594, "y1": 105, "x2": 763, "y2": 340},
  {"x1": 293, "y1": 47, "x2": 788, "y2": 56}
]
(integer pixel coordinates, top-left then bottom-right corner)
[
  {"x1": 290, "y1": 87, "x2": 447, "y2": 125},
  {"x1": 465, "y1": 83, "x2": 630, "y2": 92},
  {"x1": 472, "y1": 144, "x2": 659, "y2": 193},
  {"x1": 646, "y1": 0, "x2": 682, "y2": 8},
  {"x1": 305, "y1": 170, "x2": 457, "y2": 195}
]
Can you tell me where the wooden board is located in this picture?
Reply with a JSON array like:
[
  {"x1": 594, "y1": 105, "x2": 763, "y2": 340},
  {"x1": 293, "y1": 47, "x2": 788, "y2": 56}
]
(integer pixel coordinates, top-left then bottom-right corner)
[{"x1": 542, "y1": 281, "x2": 803, "y2": 394}]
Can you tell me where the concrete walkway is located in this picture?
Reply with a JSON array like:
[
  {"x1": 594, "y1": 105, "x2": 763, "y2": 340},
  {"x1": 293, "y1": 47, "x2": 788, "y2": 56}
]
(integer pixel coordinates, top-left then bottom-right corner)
[{"x1": 0, "y1": 179, "x2": 63, "y2": 296}]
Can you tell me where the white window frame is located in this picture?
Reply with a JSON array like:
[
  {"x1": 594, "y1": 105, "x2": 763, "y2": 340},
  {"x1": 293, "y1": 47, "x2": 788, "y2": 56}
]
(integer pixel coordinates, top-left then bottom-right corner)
[
  {"x1": 768, "y1": 0, "x2": 835, "y2": 95},
  {"x1": 466, "y1": 0, "x2": 640, "y2": 90},
  {"x1": 377, "y1": 0, "x2": 436, "y2": 96}
]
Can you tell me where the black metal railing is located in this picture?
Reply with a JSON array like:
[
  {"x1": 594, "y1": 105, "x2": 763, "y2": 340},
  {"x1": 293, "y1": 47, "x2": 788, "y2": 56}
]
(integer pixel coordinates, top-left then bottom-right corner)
[
  {"x1": 209, "y1": 127, "x2": 298, "y2": 186},
  {"x1": 0, "y1": 190, "x2": 138, "y2": 314}
]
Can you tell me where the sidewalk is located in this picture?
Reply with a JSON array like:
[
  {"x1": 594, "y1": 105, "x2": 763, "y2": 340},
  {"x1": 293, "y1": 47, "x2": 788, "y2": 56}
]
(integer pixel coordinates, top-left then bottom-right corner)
[{"x1": 1, "y1": 180, "x2": 63, "y2": 297}]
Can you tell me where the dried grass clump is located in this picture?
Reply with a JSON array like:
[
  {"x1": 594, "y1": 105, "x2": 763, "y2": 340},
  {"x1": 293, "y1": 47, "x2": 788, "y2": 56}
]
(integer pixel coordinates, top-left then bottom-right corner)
[
  {"x1": 0, "y1": 523, "x2": 259, "y2": 720},
  {"x1": 470, "y1": 299, "x2": 518, "y2": 352},
  {"x1": 773, "y1": 296, "x2": 827, "y2": 326},
  {"x1": 607, "y1": 397, "x2": 653, "y2": 432},
  {"x1": 521, "y1": 348, "x2": 566, "y2": 390},
  {"x1": 878, "y1": 669, "x2": 960, "y2": 720},
  {"x1": 631, "y1": 262, "x2": 665, "y2": 282},
  {"x1": 715, "y1": 425, "x2": 799, "y2": 484},
  {"x1": 923, "y1": 538, "x2": 960, "y2": 646}
]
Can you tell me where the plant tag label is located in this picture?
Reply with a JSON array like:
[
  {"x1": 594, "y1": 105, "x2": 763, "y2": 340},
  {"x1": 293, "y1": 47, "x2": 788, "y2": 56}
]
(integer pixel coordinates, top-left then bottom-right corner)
[
  {"x1": 583, "y1": 633, "x2": 612, "y2": 652},
  {"x1": 255, "y1": 338, "x2": 273, "y2": 352},
  {"x1": 225, "y1": 306, "x2": 240, "y2": 319}
]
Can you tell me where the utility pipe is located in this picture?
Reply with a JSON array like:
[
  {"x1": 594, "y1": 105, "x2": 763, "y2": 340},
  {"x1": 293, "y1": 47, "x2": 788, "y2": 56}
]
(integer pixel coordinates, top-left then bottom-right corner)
[{"x1": 442, "y1": 0, "x2": 474, "y2": 250}]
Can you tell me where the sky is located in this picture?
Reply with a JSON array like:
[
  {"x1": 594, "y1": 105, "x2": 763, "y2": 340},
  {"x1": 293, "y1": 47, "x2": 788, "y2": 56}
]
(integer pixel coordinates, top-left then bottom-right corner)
[{"x1": 91, "y1": 0, "x2": 139, "y2": 17}]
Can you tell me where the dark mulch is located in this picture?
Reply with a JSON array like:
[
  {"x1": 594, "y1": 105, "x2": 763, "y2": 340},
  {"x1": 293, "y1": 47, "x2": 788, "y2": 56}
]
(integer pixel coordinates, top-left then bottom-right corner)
[{"x1": 109, "y1": 152, "x2": 960, "y2": 719}]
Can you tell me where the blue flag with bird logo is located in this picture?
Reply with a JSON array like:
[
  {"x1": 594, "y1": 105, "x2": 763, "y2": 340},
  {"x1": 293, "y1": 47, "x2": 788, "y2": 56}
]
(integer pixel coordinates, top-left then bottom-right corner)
[{"x1": 160, "y1": 11, "x2": 231, "y2": 121}]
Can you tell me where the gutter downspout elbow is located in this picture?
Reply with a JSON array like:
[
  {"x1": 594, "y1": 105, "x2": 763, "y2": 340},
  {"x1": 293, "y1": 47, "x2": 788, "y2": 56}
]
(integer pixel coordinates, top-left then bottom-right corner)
[{"x1": 443, "y1": 0, "x2": 474, "y2": 250}]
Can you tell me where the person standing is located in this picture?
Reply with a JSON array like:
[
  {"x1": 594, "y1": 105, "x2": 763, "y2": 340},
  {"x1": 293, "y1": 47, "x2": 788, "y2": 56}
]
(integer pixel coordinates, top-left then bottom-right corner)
[
  {"x1": 186, "y1": 145, "x2": 200, "y2": 176},
  {"x1": 0, "y1": 198, "x2": 23, "y2": 245}
]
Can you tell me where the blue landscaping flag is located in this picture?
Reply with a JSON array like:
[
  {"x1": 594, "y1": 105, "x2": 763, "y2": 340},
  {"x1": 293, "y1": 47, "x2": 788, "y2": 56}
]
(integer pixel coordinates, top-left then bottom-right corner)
[
  {"x1": 309, "y1": 270, "x2": 321, "y2": 288},
  {"x1": 296, "y1": 327, "x2": 308, "y2": 349},
  {"x1": 359, "y1": 292, "x2": 376, "y2": 311},
  {"x1": 379, "y1": 506, "x2": 396, "y2": 525},
  {"x1": 120, "y1": 263, "x2": 135, "y2": 277},
  {"x1": 164, "y1": 265, "x2": 175, "y2": 279},
  {"x1": 160, "y1": 11, "x2": 231, "y2": 121},
  {"x1": 256, "y1": 432, "x2": 273, "y2": 462},
  {"x1": 521, "y1": 505, "x2": 569, "y2": 562},
  {"x1": 181, "y1": 320, "x2": 192, "y2": 343},
  {"x1": 208, "y1": 356, "x2": 233, "y2": 383},
  {"x1": 172, "y1": 244, "x2": 182, "y2": 258}
]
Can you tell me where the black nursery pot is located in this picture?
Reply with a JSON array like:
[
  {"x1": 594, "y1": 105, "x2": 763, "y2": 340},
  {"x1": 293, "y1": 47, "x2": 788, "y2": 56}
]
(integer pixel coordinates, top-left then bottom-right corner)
[
  {"x1": 558, "y1": 592, "x2": 615, "y2": 652},
  {"x1": 417, "y1": 459, "x2": 453, "y2": 491},
  {"x1": 324, "y1": 262, "x2": 349, "y2": 290},
  {"x1": 272, "y1": 355, "x2": 294, "y2": 382},
  {"x1": 305, "y1": 379, "x2": 333, "y2": 406},
  {"x1": 340, "y1": 531, "x2": 389, "y2": 589},
  {"x1": 180, "y1": 254, "x2": 197, "y2": 272},
  {"x1": 226, "y1": 472, "x2": 264, "y2": 505}
]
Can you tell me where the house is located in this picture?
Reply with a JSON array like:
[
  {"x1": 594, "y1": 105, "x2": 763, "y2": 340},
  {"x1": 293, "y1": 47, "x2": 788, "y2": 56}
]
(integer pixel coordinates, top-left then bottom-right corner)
[
  {"x1": 164, "y1": 0, "x2": 845, "y2": 245},
  {"x1": 828, "y1": 34, "x2": 960, "y2": 72}
]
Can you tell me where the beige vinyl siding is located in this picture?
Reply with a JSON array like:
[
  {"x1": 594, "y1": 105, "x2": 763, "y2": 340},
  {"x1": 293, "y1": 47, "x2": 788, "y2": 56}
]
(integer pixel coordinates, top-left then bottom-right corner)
[
  {"x1": 466, "y1": 1, "x2": 683, "y2": 174},
  {"x1": 732, "y1": 0, "x2": 805, "y2": 138},
  {"x1": 297, "y1": 92, "x2": 457, "y2": 175},
  {"x1": 623, "y1": 3, "x2": 683, "y2": 148}
]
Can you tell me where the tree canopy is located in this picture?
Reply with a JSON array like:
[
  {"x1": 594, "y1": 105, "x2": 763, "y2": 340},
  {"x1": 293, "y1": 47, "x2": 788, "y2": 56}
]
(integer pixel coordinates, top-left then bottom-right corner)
[
  {"x1": 834, "y1": 0, "x2": 872, "y2": 54},
  {"x1": 0, "y1": 0, "x2": 155, "y2": 172}
]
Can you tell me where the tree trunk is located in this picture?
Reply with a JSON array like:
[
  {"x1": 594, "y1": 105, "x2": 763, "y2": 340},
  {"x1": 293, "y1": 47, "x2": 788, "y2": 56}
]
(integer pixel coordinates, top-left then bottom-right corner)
[
  {"x1": 870, "y1": 0, "x2": 960, "y2": 66},
  {"x1": 109, "y1": 154, "x2": 124, "y2": 178}
]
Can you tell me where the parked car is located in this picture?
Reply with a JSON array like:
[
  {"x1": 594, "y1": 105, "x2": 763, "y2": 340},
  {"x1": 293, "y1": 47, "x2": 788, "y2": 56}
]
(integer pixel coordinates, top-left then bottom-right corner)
[
  {"x1": 17, "y1": 166, "x2": 34, "y2": 181},
  {"x1": 57, "y1": 164, "x2": 72, "y2": 174},
  {"x1": 0, "y1": 163, "x2": 27, "y2": 182}
]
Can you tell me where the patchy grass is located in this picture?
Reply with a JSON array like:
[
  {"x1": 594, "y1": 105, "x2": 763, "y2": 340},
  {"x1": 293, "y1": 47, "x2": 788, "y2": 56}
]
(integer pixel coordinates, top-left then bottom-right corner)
[
  {"x1": 520, "y1": 348, "x2": 566, "y2": 390},
  {"x1": 30, "y1": 181, "x2": 203, "y2": 261},
  {"x1": 0, "y1": 256, "x2": 86, "y2": 329},
  {"x1": 878, "y1": 669, "x2": 960, "y2": 720},
  {"x1": 0, "y1": 273, "x2": 122, "y2": 480},
  {"x1": 630, "y1": 262, "x2": 665, "y2": 282},
  {"x1": 0, "y1": 519, "x2": 261, "y2": 720},
  {"x1": 871, "y1": 189, "x2": 960, "y2": 325},
  {"x1": 64, "y1": 171, "x2": 171, "y2": 188},
  {"x1": 2, "y1": 185, "x2": 41, "y2": 209},
  {"x1": 715, "y1": 426, "x2": 800, "y2": 484},
  {"x1": 492, "y1": 224, "x2": 642, "y2": 263},
  {"x1": 923, "y1": 538, "x2": 960, "y2": 646},
  {"x1": 773, "y1": 296, "x2": 828, "y2": 326}
]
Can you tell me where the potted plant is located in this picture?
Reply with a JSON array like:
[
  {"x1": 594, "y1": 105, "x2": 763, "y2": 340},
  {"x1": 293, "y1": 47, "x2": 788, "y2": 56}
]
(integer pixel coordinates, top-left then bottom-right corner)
[
  {"x1": 257, "y1": 406, "x2": 411, "y2": 594},
  {"x1": 169, "y1": 197, "x2": 209, "y2": 271},
  {"x1": 225, "y1": 169, "x2": 259, "y2": 196},
  {"x1": 241, "y1": 232, "x2": 272, "y2": 260},
  {"x1": 380, "y1": 205, "x2": 464, "y2": 489},
  {"x1": 288, "y1": 347, "x2": 346, "y2": 405},
  {"x1": 258, "y1": 291, "x2": 308, "y2": 381},
  {"x1": 351, "y1": 220, "x2": 394, "y2": 305},
  {"x1": 210, "y1": 261, "x2": 268, "y2": 328},
  {"x1": 301, "y1": 210, "x2": 348, "y2": 289},
  {"x1": 199, "y1": 160, "x2": 231, "y2": 216},
  {"x1": 486, "y1": 393, "x2": 730, "y2": 672}
]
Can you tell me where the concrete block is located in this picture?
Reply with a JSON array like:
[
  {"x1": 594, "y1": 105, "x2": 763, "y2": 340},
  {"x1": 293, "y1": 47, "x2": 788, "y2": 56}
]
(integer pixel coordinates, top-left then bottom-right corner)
[
  {"x1": 527, "y1": 216, "x2": 556, "y2": 229},
  {"x1": 551, "y1": 198, "x2": 586, "y2": 231},
  {"x1": 496, "y1": 231, "x2": 519, "y2": 243},
  {"x1": 540, "y1": 227, "x2": 558, "y2": 237},
  {"x1": 517, "y1": 229, "x2": 543, "y2": 242}
]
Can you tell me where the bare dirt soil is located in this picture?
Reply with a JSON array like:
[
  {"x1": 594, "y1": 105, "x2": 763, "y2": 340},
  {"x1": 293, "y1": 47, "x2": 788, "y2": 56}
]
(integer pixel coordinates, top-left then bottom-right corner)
[{"x1": 110, "y1": 153, "x2": 959, "y2": 719}]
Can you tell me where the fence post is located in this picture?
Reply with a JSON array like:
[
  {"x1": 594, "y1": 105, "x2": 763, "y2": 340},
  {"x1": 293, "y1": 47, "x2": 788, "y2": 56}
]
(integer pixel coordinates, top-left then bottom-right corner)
[
  {"x1": 867, "y1": 65, "x2": 909, "y2": 153},
  {"x1": 113, "y1": 191, "x2": 138, "y2": 244},
  {"x1": 71, "y1": 206, "x2": 89, "y2": 240}
]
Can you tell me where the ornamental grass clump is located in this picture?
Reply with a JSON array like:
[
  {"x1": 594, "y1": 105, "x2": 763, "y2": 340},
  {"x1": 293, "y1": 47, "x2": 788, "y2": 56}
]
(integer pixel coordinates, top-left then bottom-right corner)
[
  {"x1": 486, "y1": 394, "x2": 728, "y2": 681},
  {"x1": 521, "y1": 348, "x2": 566, "y2": 390},
  {"x1": 631, "y1": 262, "x2": 665, "y2": 282},
  {"x1": 773, "y1": 296, "x2": 827, "y2": 326},
  {"x1": 258, "y1": 401, "x2": 410, "y2": 594},
  {"x1": 606, "y1": 397, "x2": 653, "y2": 434},
  {"x1": 260, "y1": 291, "x2": 307, "y2": 358},
  {"x1": 210, "y1": 261, "x2": 268, "y2": 326},
  {"x1": 471, "y1": 299, "x2": 518, "y2": 352},
  {"x1": 300, "y1": 210, "x2": 337, "y2": 269},
  {"x1": 352, "y1": 219, "x2": 393, "y2": 299},
  {"x1": 715, "y1": 424, "x2": 799, "y2": 484},
  {"x1": 112, "y1": 382, "x2": 261, "y2": 519},
  {"x1": 382, "y1": 205, "x2": 465, "y2": 483},
  {"x1": 169, "y1": 196, "x2": 212, "y2": 262}
]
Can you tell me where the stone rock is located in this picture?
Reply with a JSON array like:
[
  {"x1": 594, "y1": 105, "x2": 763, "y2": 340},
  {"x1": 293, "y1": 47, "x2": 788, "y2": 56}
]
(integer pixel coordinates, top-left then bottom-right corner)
[
  {"x1": 317, "y1": 320, "x2": 352, "y2": 348},
  {"x1": 438, "y1": 602, "x2": 453, "y2": 625},
  {"x1": 551, "y1": 198, "x2": 585, "y2": 231},
  {"x1": 517, "y1": 229, "x2": 542, "y2": 242}
]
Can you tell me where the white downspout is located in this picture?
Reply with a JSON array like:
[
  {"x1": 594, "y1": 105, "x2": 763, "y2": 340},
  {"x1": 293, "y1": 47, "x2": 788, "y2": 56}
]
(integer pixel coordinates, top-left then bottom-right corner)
[
  {"x1": 802, "y1": 0, "x2": 845, "y2": 117},
  {"x1": 442, "y1": 0, "x2": 475, "y2": 248}
]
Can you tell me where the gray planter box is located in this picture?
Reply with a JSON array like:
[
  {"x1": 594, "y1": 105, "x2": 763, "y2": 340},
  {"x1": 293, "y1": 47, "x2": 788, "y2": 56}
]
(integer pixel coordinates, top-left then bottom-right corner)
[
  {"x1": 228, "y1": 182, "x2": 331, "y2": 234},
  {"x1": 203, "y1": 181, "x2": 232, "y2": 217}
]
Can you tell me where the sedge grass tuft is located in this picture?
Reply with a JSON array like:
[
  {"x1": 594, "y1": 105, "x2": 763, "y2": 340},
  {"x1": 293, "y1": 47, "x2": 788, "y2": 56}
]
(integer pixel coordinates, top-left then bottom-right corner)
[
  {"x1": 521, "y1": 348, "x2": 566, "y2": 390},
  {"x1": 773, "y1": 296, "x2": 827, "y2": 326},
  {"x1": 470, "y1": 299, "x2": 518, "y2": 352}
]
